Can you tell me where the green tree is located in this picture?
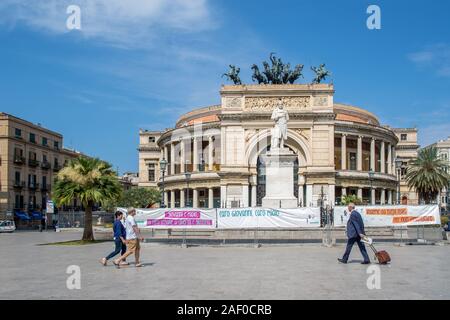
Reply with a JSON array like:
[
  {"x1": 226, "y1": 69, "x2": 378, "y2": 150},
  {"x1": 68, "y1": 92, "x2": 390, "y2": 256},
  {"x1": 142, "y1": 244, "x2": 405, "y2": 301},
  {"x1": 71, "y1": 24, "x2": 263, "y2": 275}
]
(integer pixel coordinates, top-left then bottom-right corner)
[
  {"x1": 405, "y1": 147, "x2": 450, "y2": 204},
  {"x1": 340, "y1": 194, "x2": 363, "y2": 206},
  {"x1": 117, "y1": 187, "x2": 161, "y2": 209},
  {"x1": 53, "y1": 157, "x2": 122, "y2": 241}
]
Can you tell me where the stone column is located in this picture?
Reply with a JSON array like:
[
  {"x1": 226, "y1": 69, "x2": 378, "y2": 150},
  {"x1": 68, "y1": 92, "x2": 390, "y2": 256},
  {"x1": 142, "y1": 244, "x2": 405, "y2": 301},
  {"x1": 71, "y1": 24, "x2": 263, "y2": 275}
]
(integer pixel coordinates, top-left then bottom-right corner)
[
  {"x1": 220, "y1": 185, "x2": 227, "y2": 208},
  {"x1": 357, "y1": 188, "x2": 363, "y2": 200},
  {"x1": 208, "y1": 136, "x2": 214, "y2": 171},
  {"x1": 391, "y1": 146, "x2": 396, "y2": 175},
  {"x1": 251, "y1": 184, "x2": 257, "y2": 207},
  {"x1": 357, "y1": 136, "x2": 363, "y2": 171},
  {"x1": 242, "y1": 184, "x2": 249, "y2": 207},
  {"x1": 341, "y1": 134, "x2": 347, "y2": 170},
  {"x1": 380, "y1": 140, "x2": 385, "y2": 173},
  {"x1": 180, "y1": 139, "x2": 185, "y2": 173},
  {"x1": 193, "y1": 188, "x2": 199, "y2": 208},
  {"x1": 381, "y1": 189, "x2": 386, "y2": 205},
  {"x1": 164, "y1": 191, "x2": 168, "y2": 208},
  {"x1": 328, "y1": 184, "x2": 335, "y2": 206},
  {"x1": 388, "y1": 190, "x2": 393, "y2": 205},
  {"x1": 298, "y1": 185, "x2": 304, "y2": 207},
  {"x1": 208, "y1": 188, "x2": 214, "y2": 209},
  {"x1": 387, "y1": 143, "x2": 392, "y2": 174},
  {"x1": 170, "y1": 190, "x2": 175, "y2": 208},
  {"x1": 371, "y1": 188, "x2": 376, "y2": 205},
  {"x1": 298, "y1": 175, "x2": 305, "y2": 207},
  {"x1": 370, "y1": 138, "x2": 376, "y2": 171},
  {"x1": 180, "y1": 188, "x2": 185, "y2": 207},
  {"x1": 170, "y1": 142, "x2": 175, "y2": 175},
  {"x1": 193, "y1": 137, "x2": 198, "y2": 172},
  {"x1": 306, "y1": 185, "x2": 313, "y2": 207}
]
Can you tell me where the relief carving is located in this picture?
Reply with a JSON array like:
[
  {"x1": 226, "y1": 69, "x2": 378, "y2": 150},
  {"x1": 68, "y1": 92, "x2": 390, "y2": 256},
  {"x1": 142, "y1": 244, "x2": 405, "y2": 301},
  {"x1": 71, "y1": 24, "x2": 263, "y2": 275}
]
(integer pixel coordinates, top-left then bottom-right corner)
[
  {"x1": 313, "y1": 96, "x2": 328, "y2": 106},
  {"x1": 225, "y1": 97, "x2": 242, "y2": 109},
  {"x1": 244, "y1": 96, "x2": 310, "y2": 112}
]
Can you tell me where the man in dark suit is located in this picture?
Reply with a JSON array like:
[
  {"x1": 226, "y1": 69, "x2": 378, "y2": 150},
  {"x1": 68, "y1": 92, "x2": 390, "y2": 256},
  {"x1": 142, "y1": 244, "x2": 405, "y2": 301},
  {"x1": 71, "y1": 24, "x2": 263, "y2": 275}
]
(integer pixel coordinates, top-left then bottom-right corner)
[{"x1": 338, "y1": 203, "x2": 370, "y2": 264}]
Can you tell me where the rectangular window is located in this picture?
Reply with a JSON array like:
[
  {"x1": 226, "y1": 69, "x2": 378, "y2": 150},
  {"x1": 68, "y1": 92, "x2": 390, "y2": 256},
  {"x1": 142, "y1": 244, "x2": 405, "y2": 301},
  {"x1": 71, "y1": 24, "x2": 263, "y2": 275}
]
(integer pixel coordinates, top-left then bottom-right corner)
[
  {"x1": 15, "y1": 171, "x2": 21, "y2": 183},
  {"x1": 42, "y1": 137, "x2": 48, "y2": 146},
  {"x1": 54, "y1": 158, "x2": 59, "y2": 167},
  {"x1": 15, "y1": 128, "x2": 22, "y2": 138},
  {"x1": 43, "y1": 154, "x2": 47, "y2": 162},
  {"x1": 148, "y1": 164, "x2": 156, "y2": 182},
  {"x1": 30, "y1": 133, "x2": 36, "y2": 143},
  {"x1": 54, "y1": 141, "x2": 59, "y2": 150},
  {"x1": 349, "y1": 152, "x2": 357, "y2": 170},
  {"x1": 401, "y1": 134, "x2": 407, "y2": 141}
]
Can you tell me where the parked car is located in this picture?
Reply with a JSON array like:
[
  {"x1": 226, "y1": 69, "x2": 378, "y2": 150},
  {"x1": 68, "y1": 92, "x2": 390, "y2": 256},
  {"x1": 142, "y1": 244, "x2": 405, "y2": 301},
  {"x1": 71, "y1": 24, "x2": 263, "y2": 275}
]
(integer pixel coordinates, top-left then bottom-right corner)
[{"x1": 0, "y1": 220, "x2": 16, "y2": 233}]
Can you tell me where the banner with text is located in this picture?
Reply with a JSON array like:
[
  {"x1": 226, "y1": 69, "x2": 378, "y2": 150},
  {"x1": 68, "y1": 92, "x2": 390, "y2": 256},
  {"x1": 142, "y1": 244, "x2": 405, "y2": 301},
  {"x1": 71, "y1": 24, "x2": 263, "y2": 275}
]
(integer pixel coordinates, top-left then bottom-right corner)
[
  {"x1": 333, "y1": 205, "x2": 441, "y2": 227},
  {"x1": 217, "y1": 207, "x2": 321, "y2": 229},
  {"x1": 117, "y1": 208, "x2": 216, "y2": 229}
]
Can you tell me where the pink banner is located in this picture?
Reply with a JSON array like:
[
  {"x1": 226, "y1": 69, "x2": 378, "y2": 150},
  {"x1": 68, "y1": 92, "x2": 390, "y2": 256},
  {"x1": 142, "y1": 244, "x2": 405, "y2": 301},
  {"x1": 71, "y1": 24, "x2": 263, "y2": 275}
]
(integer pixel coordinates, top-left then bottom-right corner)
[
  {"x1": 147, "y1": 219, "x2": 213, "y2": 226},
  {"x1": 164, "y1": 210, "x2": 201, "y2": 219}
]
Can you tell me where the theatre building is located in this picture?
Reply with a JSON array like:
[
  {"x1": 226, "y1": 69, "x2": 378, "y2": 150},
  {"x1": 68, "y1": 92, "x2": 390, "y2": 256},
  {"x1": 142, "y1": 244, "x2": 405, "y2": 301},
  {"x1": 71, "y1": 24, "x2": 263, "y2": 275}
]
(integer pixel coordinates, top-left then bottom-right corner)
[{"x1": 139, "y1": 84, "x2": 411, "y2": 208}]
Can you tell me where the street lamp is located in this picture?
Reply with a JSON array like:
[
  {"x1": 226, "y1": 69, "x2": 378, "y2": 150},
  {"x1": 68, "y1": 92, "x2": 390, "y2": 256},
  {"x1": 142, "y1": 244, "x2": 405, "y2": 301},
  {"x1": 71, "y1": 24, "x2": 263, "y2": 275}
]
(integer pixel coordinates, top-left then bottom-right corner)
[
  {"x1": 395, "y1": 158, "x2": 403, "y2": 205},
  {"x1": 159, "y1": 158, "x2": 168, "y2": 208},
  {"x1": 369, "y1": 170, "x2": 375, "y2": 205},
  {"x1": 184, "y1": 170, "x2": 191, "y2": 208}
]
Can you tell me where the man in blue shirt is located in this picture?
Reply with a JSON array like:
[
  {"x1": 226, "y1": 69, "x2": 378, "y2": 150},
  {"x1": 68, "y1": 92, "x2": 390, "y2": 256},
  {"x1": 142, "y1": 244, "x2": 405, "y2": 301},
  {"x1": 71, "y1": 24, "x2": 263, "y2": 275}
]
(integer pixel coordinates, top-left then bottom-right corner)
[
  {"x1": 338, "y1": 203, "x2": 370, "y2": 264},
  {"x1": 100, "y1": 211, "x2": 128, "y2": 266}
]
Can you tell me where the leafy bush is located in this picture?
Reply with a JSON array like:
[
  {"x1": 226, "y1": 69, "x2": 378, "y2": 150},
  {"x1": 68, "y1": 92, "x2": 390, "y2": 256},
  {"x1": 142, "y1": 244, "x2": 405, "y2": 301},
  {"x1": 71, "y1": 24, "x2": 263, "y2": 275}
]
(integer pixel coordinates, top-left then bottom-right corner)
[
  {"x1": 340, "y1": 194, "x2": 363, "y2": 206},
  {"x1": 441, "y1": 215, "x2": 449, "y2": 227}
]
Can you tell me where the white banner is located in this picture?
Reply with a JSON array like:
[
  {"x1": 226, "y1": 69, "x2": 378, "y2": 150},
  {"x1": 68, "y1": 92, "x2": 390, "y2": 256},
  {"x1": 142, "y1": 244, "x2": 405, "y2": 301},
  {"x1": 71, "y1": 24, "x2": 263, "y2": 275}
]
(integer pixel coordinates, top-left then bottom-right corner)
[
  {"x1": 333, "y1": 205, "x2": 441, "y2": 227},
  {"x1": 117, "y1": 208, "x2": 216, "y2": 229},
  {"x1": 217, "y1": 207, "x2": 321, "y2": 229}
]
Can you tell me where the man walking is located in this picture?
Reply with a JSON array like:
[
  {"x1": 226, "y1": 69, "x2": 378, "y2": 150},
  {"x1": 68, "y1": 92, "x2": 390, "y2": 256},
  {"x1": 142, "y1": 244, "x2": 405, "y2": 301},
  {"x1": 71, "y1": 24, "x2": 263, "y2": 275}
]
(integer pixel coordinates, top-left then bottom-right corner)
[
  {"x1": 338, "y1": 203, "x2": 370, "y2": 264},
  {"x1": 114, "y1": 208, "x2": 144, "y2": 268}
]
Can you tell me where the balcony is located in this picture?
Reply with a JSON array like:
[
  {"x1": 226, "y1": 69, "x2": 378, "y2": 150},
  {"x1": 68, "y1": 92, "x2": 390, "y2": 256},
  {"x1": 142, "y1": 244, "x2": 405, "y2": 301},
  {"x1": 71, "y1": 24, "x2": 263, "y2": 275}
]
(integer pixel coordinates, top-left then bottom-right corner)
[
  {"x1": 28, "y1": 182, "x2": 40, "y2": 191},
  {"x1": 13, "y1": 155, "x2": 26, "y2": 165},
  {"x1": 41, "y1": 161, "x2": 51, "y2": 170},
  {"x1": 41, "y1": 184, "x2": 51, "y2": 192},
  {"x1": 13, "y1": 181, "x2": 25, "y2": 189},
  {"x1": 53, "y1": 164, "x2": 62, "y2": 172},
  {"x1": 28, "y1": 159, "x2": 40, "y2": 168}
]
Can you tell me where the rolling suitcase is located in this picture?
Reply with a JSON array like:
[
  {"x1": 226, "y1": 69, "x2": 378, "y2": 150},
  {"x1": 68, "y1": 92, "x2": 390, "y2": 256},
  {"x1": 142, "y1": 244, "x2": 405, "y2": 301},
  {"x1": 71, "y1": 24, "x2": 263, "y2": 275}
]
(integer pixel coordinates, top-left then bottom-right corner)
[{"x1": 367, "y1": 242, "x2": 391, "y2": 264}]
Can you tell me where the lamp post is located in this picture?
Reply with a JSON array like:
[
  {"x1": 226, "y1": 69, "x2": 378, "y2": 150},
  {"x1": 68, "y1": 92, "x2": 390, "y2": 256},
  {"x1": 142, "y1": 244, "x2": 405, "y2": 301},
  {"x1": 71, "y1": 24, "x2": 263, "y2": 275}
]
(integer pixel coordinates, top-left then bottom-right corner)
[
  {"x1": 159, "y1": 158, "x2": 168, "y2": 208},
  {"x1": 184, "y1": 170, "x2": 191, "y2": 208},
  {"x1": 369, "y1": 170, "x2": 375, "y2": 205},
  {"x1": 395, "y1": 158, "x2": 403, "y2": 205}
]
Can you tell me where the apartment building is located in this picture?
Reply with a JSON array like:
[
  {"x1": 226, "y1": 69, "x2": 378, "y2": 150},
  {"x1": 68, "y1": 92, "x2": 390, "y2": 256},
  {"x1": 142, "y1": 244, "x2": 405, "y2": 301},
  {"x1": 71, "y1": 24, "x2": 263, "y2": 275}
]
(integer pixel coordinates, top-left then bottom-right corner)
[{"x1": 0, "y1": 113, "x2": 81, "y2": 219}]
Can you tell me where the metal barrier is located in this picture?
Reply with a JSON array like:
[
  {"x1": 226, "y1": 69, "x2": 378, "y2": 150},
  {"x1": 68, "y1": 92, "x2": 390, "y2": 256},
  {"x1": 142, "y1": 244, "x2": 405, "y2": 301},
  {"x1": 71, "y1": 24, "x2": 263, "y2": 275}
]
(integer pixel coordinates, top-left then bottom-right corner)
[{"x1": 54, "y1": 211, "x2": 114, "y2": 228}]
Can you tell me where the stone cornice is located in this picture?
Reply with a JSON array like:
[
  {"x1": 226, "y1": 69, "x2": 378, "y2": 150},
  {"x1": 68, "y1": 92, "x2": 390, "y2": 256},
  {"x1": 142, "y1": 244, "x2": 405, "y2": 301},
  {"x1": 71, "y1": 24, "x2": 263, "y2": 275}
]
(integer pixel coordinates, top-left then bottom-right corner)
[
  {"x1": 138, "y1": 146, "x2": 161, "y2": 152},
  {"x1": 335, "y1": 122, "x2": 398, "y2": 144},
  {"x1": 219, "y1": 112, "x2": 335, "y2": 122},
  {"x1": 220, "y1": 84, "x2": 334, "y2": 96},
  {"x1": 158, "y1": 122, "x2": 221, "y2": 146}
]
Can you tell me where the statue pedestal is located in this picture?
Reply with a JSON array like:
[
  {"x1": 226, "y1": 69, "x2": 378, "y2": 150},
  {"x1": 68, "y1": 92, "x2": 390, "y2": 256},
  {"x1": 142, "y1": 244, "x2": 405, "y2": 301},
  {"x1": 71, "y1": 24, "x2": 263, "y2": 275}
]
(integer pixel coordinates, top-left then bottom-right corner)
[{"x1": 261, "y1": 148, "x2": 298, "y2": 209}]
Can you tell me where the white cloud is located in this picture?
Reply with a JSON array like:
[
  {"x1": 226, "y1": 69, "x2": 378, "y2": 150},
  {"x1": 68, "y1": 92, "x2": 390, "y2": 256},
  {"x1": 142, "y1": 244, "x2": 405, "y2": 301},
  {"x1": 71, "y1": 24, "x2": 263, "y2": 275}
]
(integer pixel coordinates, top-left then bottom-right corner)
[
  {"x1": 0, "y1": 0, "x2": 215, "y2": 48},
  {"x1": 419, "y1": 122, "x2": 450, "y2": 147},
  {"x1": 408, "y1": 43, "x2": 450, "y2": 77}
]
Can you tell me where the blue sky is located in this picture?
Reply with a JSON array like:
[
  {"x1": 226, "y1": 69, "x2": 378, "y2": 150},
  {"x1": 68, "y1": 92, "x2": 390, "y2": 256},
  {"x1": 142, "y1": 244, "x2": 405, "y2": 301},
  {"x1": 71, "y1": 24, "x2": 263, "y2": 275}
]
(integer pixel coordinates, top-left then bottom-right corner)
[{"x1": 1, "y1": 0, "x2": 449, "y2": 174}]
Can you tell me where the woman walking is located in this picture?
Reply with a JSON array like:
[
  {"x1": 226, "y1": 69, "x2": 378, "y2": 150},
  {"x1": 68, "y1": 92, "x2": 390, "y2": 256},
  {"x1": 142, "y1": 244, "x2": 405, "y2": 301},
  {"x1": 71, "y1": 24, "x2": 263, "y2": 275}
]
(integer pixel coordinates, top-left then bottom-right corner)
[{"x1": 100, "y1": 211, "x2": 128, "y2": 266}]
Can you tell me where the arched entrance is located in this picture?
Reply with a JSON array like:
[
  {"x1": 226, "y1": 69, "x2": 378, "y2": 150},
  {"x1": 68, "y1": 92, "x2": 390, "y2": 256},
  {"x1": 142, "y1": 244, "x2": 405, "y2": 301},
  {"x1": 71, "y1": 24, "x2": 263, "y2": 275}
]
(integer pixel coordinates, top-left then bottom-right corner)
[
  {"x1": 256, "y1": 145, "x2": 299, "y2": 206},
  {"x1": 401, "y1": 195, "x2": 408, "y2": 205}
]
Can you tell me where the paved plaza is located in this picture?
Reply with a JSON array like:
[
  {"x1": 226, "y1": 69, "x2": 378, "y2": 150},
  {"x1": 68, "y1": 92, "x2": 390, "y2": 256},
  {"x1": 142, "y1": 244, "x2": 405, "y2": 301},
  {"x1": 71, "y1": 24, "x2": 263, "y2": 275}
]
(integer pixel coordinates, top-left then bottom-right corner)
[{"x1": 0, "y1": 231, "x2": 449, "y2": 300}]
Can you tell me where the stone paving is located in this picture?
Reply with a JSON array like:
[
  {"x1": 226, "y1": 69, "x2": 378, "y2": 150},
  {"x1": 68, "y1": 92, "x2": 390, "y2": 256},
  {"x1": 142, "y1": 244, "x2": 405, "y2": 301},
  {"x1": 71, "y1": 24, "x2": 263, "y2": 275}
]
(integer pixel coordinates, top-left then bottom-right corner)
[{"x1": 0, "y1": 231, "x2": 449, "y2": 300}]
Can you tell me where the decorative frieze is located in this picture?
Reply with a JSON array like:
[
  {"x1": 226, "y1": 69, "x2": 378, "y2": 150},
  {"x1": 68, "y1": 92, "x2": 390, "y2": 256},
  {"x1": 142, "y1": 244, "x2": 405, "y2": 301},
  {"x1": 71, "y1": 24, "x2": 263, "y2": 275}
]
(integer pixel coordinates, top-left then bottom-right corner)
[{"x1": 244, "y1": 96, "x2": 310, "y2": 112}]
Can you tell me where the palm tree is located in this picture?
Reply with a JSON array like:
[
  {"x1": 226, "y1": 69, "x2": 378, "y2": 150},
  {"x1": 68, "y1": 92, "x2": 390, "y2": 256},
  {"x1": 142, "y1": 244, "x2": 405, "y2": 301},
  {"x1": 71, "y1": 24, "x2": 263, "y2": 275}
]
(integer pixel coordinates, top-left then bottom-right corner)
[
  {"x1": 405, "y1": 147, "x2": 450, "y2": 204},
  {"x1": 53, "y1": 157, "x2": 122, "y2": 241}
]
